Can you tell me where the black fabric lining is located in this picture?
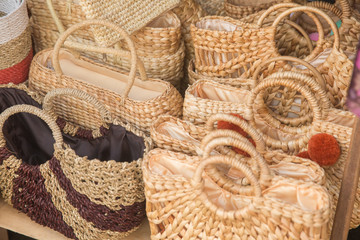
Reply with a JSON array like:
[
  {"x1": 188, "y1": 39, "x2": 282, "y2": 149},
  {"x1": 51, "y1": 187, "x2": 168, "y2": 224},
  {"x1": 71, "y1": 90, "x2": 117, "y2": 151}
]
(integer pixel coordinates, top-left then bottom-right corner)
[{"x1": 0, "y1": 88, "x2": 145, "y2": 166}]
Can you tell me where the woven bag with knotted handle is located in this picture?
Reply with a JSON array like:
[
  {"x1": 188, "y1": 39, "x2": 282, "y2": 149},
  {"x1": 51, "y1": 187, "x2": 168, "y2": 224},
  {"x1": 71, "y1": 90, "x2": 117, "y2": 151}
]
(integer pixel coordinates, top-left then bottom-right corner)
[
  {"x1": 143, "y1": 142, "x2": 331, "y2": 239},
  {"x1": 183, "y1": 56, "x2": 329, "y2": 128},
  {"x1": 257, "y1": 5, "x2": 354, "y2": 109},
  {"x1": 244, "y1": 75, "x2": 360, "y2": 228},
  {"x1": 29, "y1": 20, "x2": 183, "y2": 133},
  {"x1": 0, "y1": 104, "x2": 150, "y2": 239}
]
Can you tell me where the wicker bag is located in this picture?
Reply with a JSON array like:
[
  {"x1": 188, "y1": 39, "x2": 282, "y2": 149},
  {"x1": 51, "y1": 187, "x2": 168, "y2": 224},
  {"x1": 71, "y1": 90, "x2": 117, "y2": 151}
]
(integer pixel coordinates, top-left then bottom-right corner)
[
  {"x1": 143, "y1": 144, "x2": 331, "y2": 239},
  {"x1": 28, "y1": 20, "x2": 183, "y2": 133},
  {"x1": 0, "y1": 0, "x2": 32, "y2": 84},
  {"x1": 0, "y1": 97, "x2": 152, "y2": 239},
  {"x1": 195, "y1": 0, "x2": 225, "y2": 15},
  {"x1": 183, "y1": 56, "x2": 329, "y2": 127},
  {"x1": 150, "y1": 113, "x2": 326, "y2": 185}
]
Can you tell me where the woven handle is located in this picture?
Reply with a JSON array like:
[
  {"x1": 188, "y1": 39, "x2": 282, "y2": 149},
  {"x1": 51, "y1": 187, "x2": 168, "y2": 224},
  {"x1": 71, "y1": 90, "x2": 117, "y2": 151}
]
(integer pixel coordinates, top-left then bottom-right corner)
[
  {"x1": 191, "y1": 155, "x2": 261, "y2": 219},
  {"x1": 205, "y1": 113, "x2": 266, "y2": 152},
  {"x1": 0, "y1": 105, "x2": 63, "y2": 148},
  {"x1": 253, "y1": 56, "x2": 326, "y2": 90},
  {"x1": 52, "y1": 20, "x2": 145, "y2": 100},
  {"x1": 46, "y1": 0, "x2": 65, "y2": 33},
  {"x1": 307, "y1": 0, "x2": 351, "y2": 20},
  {"x1": 272, "y1": 6, "x2": 340, "y2": 51},
  {"x1": 43, "y1": 88, "x2": 113, "y2": 126}
]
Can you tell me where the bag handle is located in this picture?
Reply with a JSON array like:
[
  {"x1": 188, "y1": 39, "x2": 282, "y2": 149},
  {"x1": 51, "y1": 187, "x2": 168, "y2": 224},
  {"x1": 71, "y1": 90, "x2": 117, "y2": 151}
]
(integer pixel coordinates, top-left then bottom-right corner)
[
  {"x1": 46, "y1": 0, "x2": 66, "y2": 34},
  {"x1": 0, "y1": 105, "x2": 64, "y2": 149},
  {"x1": 256, "y1": 3, "x2": 326, "y2": 61},
  {"x1": 205, "y1": 113, "x2": 266, "y2": 152},
  {"x1": 52, "y1": 20, "x2": 148, "y2": 102},
  {"x1": 307, "y1": 0, "x2": 351, "y2": 20},
  {"x1": 271, "y1": 6, "x2": 341, "y2": 52},
  {"x1": 43, "y1": 88, "x2": 113, "y2": 133},
  {"x1": 191, "y1": 155, "x2": 262, "y2": 220},
  {"x1": 248, "y1": 78, "x2": 321, "y2": 152}
]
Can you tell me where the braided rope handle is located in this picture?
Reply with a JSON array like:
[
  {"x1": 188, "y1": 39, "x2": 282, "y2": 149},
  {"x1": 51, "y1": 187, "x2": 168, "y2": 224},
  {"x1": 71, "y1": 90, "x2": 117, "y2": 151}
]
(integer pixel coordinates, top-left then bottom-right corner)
[
  {"x1": 52, "y1": 20, "x2": 148, "y2": 100},
  {"x1": 191, "y1": 155, "x2": 261, "y2": 219},
  {"x1": 43, "y1": 88, "x2": 113, "y2": 127},
  {"x1": 307, "y1": 0, "x2": 351, "y2": 20},
  {"x1": 46, "y1": 0, "x2": 66, "y2": 33},
  {"x1": 0, "y1": 105, "x2": 63, "y2": 148}
]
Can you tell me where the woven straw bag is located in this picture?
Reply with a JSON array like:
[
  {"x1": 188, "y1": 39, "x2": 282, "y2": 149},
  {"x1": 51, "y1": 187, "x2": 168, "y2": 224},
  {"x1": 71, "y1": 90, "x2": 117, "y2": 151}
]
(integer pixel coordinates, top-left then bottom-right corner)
[
  {"x1": 0, "y1": 0, "x2": 32, "y2": 84},
  {"x1": 28, "y1": 20, "x2": 183, "y2": 133},
  {"x1": 143, "y1": 143, "x2": 331, "y2": 239},
  {"x1": 195, "y1": 0, "x2": 225, "y2": 15},
  {"x1": 183, "y1": 56, "x2": 329, "y2": 127},
  {"x1": 0, "y1": 96, "x2": 152, "y2": 239},
  {"x1": 150, "y1": 114, "x2": 326, "y2": 185}
]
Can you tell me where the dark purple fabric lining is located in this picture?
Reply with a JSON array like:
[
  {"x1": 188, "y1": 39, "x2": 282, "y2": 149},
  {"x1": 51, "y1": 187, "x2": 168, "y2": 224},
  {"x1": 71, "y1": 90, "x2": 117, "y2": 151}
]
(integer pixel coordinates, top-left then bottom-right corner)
[
  {"x1": 49, "y1": 157, "x2": 146, "y2": 232},
  {"x1": 12, "y1": 162, "x2": 77, "y2": 239}
]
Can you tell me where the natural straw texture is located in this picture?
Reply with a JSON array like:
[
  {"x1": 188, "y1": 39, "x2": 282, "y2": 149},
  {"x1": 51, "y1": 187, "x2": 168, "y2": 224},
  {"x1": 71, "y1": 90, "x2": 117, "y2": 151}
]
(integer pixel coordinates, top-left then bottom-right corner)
[
  {"x1": 196, "y1": 0, "x2": 225, "y2": 15},
  {"x1": 0, "y1": 104, "x2": 152, "y2": 239},
  {"x1": 0, "y1": 0, "x2": 32, "y2": 84},
  {"x1": 143, "y1": 147, "x2": 330, "y2": 239},
  {"x1": 78, "y1": 0, "x2": 180, "y2": 46},
  {"x1": 29, "y1": 20, "x2": 183, "y2": 133}
]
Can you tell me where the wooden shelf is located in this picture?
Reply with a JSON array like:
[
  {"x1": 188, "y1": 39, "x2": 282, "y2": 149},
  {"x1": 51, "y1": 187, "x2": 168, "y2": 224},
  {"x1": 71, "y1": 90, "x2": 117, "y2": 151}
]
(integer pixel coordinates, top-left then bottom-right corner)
[{"x1": 0, "y1": 199, "x2": 151, "y2": 240}]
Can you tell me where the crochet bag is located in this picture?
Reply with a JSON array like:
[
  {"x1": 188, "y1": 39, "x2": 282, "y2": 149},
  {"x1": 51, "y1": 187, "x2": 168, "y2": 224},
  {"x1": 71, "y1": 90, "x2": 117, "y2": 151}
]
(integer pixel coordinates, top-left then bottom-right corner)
[
  {"x1": 143, "y1": 141, "x2": 331, "y2": 239},
  {"x1": 28, "y1": 20, "x2": 183, "y2": 133},
  {"x1": 0, "y1": 87, "x2": 152, "y2": 239},
  {"x1": 0, "y1": 0, "x2": 32, "y2": 84}
]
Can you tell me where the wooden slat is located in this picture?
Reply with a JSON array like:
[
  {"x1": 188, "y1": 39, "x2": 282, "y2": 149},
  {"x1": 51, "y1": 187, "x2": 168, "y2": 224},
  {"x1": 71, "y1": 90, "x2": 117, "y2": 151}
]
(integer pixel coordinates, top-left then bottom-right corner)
[{"x1": 331, "y1": 117, "x2": 360, "y2": 240}]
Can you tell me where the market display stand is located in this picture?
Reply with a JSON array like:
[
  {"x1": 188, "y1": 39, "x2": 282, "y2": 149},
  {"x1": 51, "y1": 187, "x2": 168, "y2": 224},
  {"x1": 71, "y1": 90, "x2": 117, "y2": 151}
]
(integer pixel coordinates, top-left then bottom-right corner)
[{"x1": 0, "y1": 198, "x2": 151, "y2": 240}]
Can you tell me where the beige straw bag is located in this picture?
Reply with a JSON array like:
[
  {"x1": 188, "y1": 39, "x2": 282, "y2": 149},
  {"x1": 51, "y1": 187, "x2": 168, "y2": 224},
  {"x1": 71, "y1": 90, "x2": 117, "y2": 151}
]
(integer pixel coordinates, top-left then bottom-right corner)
[
  {"x1": 183, "y1": 56, "x2": 329, "y2": 127},
  {"x1": 28, "y1": 20, "x2": 183, "y2": 133},
  {"x1": 150, "y1": 114, "x2": 326, "y2": 185},
  {"x1": 143, "y1": 145, "x2": 331, "y2": 239},
  {"x1": 195, "y1": 0, "x2": 225, "y2": 15}
]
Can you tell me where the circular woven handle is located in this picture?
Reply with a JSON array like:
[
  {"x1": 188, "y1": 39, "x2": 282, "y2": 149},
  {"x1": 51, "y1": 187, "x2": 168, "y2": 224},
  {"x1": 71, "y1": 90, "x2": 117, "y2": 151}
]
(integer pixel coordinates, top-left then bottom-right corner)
[
  {"x1": 205, "y1": 113, "x2": 266, "y2": 152},
  {"x1": 272, "y1": 6, "x2": 340, "y2": 51},
  {"x1": 0, "y1": 105, "x2": 63, "y2": 148},
  {"x1": 191, "y1": 155, "x2": 261, "y2": 219},
  {"x1": 307, "y1": 0, "x2": 351, "y2": 20},
  {"x1": 43, "y1": 88, "x2": 113, "y2": 127},
  {"x1": 257, "y1": 3, "x2": 324, "y2": 61},
  {"x1": 52, "y1": 20, "x2": 143, "y2": 100}
]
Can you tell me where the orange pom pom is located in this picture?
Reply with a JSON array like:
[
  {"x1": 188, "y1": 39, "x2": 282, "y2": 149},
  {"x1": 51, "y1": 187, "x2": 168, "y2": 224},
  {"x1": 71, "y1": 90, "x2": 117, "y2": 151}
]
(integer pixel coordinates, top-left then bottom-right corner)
[
  {"x1": 217, "y1": 113, "x2": 255, "y2": 157},
  {"x1": 308, "y1": 133, "x2": 340, "y2": 166},
  {"x1": 296, "y1": 151, "x2": 311, "y2": 159}
]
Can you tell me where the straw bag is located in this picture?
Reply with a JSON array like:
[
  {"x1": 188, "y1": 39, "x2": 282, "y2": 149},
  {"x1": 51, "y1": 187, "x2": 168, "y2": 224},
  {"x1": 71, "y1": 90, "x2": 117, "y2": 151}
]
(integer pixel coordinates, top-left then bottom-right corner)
[
  {"x1": 0, "y1": 96, "x2": 152, "y2": 239},
  {"x1": 183, "y1": 56, "x2": 329, "y2": 127},
  {"x1": 0, "y1": 0, "x2": 32, "y2": 84},
  {"x1": 143, "y1": 144, "x2": 331, "y2": 239},
  {"x1": 150, "y1": 114, "x2": 326, "y2": 185},
  {"x1": 195, "y1": 0, "x2": 225, "y2": 15},
  {"x1": 28, "y1": 20, "x2": 183, "y2": 133}
]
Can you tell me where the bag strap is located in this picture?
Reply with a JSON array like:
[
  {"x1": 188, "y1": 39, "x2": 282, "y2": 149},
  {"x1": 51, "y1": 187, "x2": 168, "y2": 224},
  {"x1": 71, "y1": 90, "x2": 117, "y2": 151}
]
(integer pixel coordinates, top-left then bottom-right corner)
[{"x1": 307, "y1": 0, "x2": 351, "y2": 20}]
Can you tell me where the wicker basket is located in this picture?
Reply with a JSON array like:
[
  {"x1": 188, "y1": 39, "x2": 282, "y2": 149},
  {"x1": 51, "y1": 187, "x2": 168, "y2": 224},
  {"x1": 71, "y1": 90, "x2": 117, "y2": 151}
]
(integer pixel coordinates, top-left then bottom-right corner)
[
  {"x1": 196, "y1": 0, "x2": 225, "y2": 15},
  {"x1": 143, "y1": 146, "x2": 331, "y2": 239},
  {"x1": 0, "y1": 0, "x2": 32, "y2": 84},
  {"x1": 150, "y1": 114, "x2": 326, "y2": 185},
  {"x1": 28, "y1": 20, "x2": 183, "y2": 133}
]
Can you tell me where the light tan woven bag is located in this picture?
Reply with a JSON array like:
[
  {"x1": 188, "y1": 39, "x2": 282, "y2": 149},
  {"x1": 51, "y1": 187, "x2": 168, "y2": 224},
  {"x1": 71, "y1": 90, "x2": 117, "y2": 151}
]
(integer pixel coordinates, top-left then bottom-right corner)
[
  {"x1": 195, "y1": 0, "x2": 225, "y2": 15},
  {"x1": 28, "y1": 20, "x2": 183, "y2": 133},
  {"x1": 183, "y1": 56, "x2": 329, "y2": 127},
  {"x1": 150, "y1": 114, "x2": 326, "y2": 186},
  {"x1": 143, "y1": 144, "x2": 331, "y2": 239}
]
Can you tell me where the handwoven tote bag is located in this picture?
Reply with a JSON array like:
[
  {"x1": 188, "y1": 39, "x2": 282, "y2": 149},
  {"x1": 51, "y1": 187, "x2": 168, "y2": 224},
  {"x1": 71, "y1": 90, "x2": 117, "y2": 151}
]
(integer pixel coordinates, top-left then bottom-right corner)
[
  {"x1": 150, "y1": 113, "x2": 326, "y2": 185},
  {"x1": 0, "y1": 98, "x2": 152, "y2": 239},
  {"x1": 0, "y1": 0, "x2": 32, "y2": 84},
  {"x1": 183, "y1": 56, "x2": 329, "y2": 127},
  {"x1": 237, "y1": 76, "x2": 360, "y2": 228},
  {"x1": 29, "y1": 20, "x2": 183, "y2": 133},
  {"x1": 195, "y1": 0, "x2": 225, "y2": 15},
  {"x1": 143, "y1": 146, "x2": 331, "y2": 239}
]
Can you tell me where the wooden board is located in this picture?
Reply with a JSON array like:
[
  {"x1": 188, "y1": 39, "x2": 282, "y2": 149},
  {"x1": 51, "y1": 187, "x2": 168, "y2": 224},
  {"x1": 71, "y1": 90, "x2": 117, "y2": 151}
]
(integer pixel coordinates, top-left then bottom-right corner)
[{"x1": 0, "y1": 199, "x2": 151, "y2": 240}]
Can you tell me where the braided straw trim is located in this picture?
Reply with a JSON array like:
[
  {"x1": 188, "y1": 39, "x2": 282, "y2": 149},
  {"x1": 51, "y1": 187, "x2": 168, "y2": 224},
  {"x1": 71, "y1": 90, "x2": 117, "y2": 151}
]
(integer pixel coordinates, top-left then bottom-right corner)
[
  {"x1": 0, "y1": 0, "x2": 29, "y2": 44},
  {"x1": 0, "y1": 26, "x2": 32, "y2": 70},
  {"x1": 143, "y1": 149, "x2": 330, "y2": 239},
  {"x1": 0, "y1": 155, "x2": 22, "y2": 206},
  {"x1": 78, "y1": 0, "x2": 180, "y2": 46}
]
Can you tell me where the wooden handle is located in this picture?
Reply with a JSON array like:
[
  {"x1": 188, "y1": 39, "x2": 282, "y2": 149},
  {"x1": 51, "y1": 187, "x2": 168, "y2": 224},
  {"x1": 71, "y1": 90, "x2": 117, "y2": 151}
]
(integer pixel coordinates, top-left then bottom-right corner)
[
  {"x1": 52, "y1": 20, "x2": 144, "y2": 100},
  {"x1": 205, "y1": 113, "x2": 266, "y2": 152},
  {"x1": 0, "y1": 105, "x2": 63, "y2": 148},
  {"x1": 43, "y1": 88, "x2": 113, "y2": 125}
]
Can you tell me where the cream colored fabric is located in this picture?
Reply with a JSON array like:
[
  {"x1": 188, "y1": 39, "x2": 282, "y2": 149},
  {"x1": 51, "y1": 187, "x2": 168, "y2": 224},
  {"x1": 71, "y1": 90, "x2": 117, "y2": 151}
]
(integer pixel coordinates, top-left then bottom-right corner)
[
  {"x1": 41, "y1": 50, "x2": 165, "y2": 101},
  {"x1": 147, "y1": 11, "x2": 177, "y2": 28},
  {"x1": 148, "y1": 154, "x2": 325, "y2": 211}
]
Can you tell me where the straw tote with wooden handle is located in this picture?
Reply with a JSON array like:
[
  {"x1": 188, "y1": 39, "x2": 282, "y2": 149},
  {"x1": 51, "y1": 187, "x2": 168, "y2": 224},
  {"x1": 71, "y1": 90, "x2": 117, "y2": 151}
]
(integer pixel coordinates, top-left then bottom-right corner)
[
  {"x1": 29, "y1": 20, "x2": 183, "y2": 133},
  {"x1": 143, "y1": 144, "x2": 331, "y2": 239}
]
